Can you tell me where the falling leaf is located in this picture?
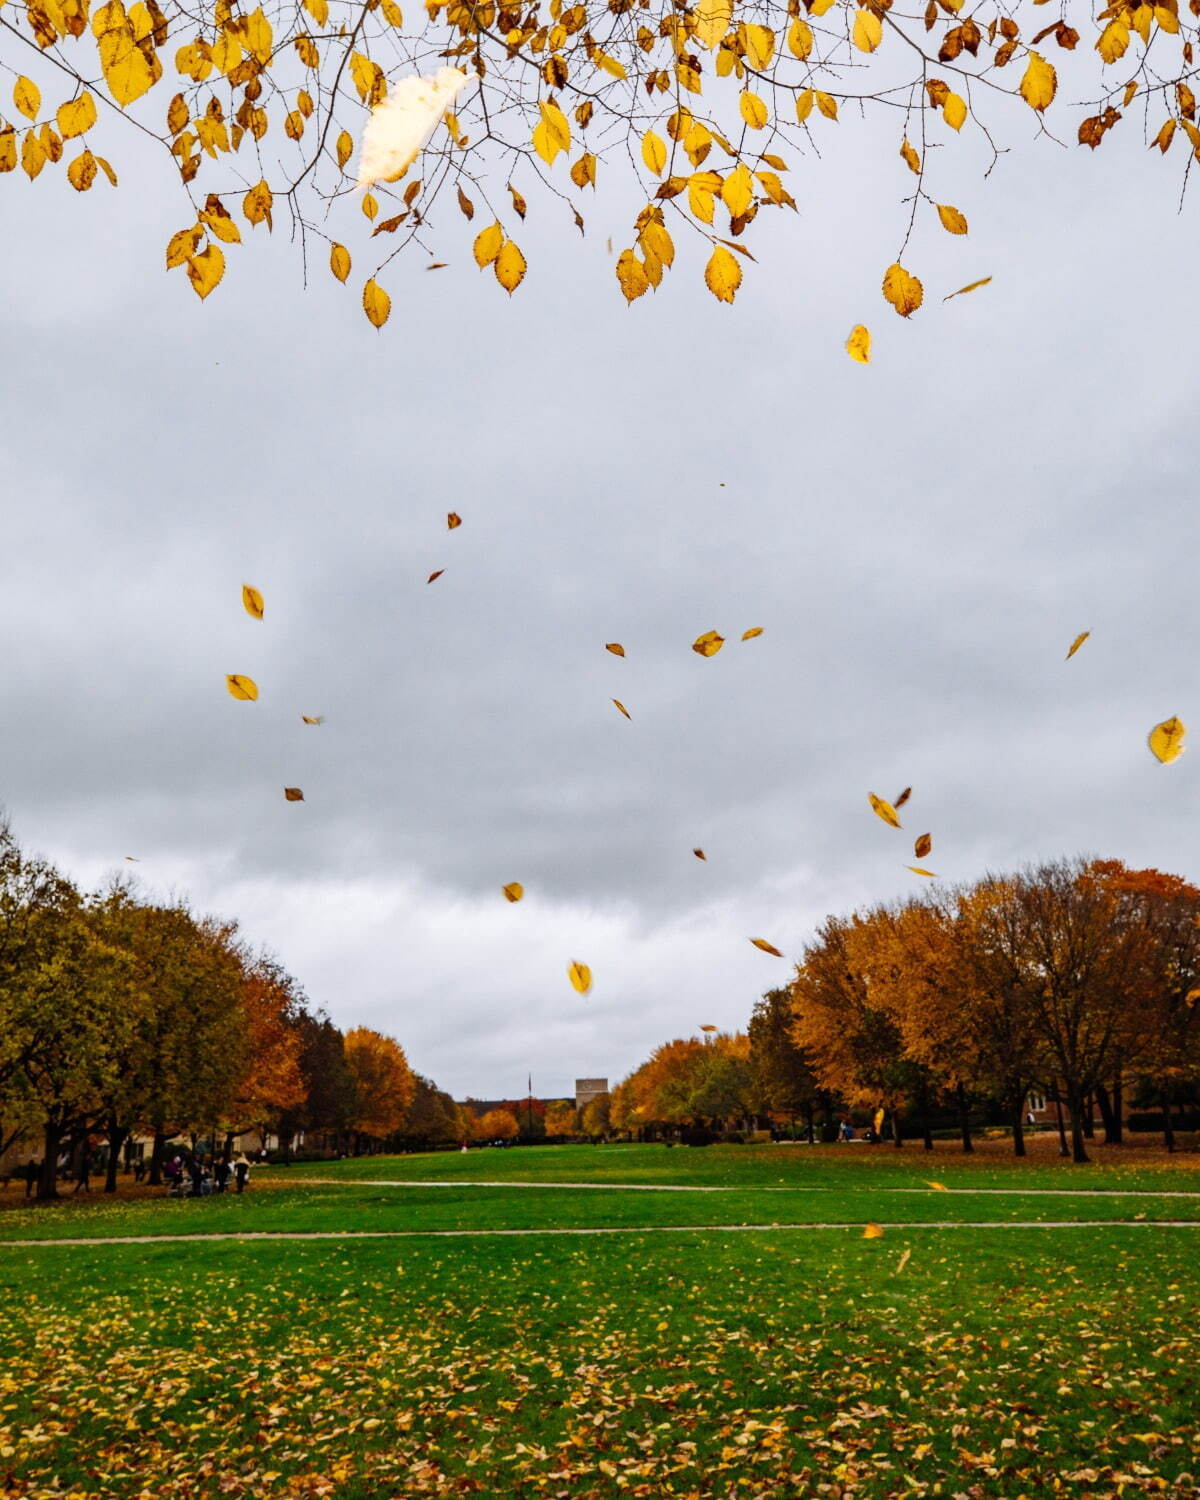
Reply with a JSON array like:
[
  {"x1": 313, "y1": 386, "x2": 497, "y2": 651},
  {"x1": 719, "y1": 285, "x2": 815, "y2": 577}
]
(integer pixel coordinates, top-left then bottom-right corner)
[
  {"x1": 699, "y1": 1023, "x2": 718, "y2": 1032},
  {"x1": 692, "y1": 630, "x2": 725, "y2": 658},
  {"x1": 693, "y1": 848, "x2": 707, "y2": 860},
  {"x1": 927, "y1": 1180, "x2": 949, "y2": 1191},
  {"x1": 863, "y1": 1222, "x2": 885, "y2": 1239},
  {"x1": 882, "y1": 263, "x2": 923, "y2": 317},
  {"x1": 1148, "y1": 716, "x2": 1186, "y2": 764},
  {"x1": 612, "y1": 698, "x2": 631, "y2": 720},
  {"x1": 894, "y1": 786, "x2": 912, "y2": 809},
  {"x1": 568, "y1": 960, "x2": 592, "y2": 994},
  {"x1": 284, "y1": 787, "x2": 305, "y2": 801},
  {"x1": 907, "y1": 866, "x2": 938, "y2": 877},
  {"x1": 447, "y1": 512, "x2": 462, "y2": 529},
  {"x1": 502, "y1": 882, "x2": 524, "y2": 902},
  {"x1": 895, "y1": 1248, "x2": 912, "y2": 1273},
  {"x1": 845, "y1": 324, "x2": 871, "y2": 363},
  {"x1": 242, "y1": 584, "x2": 264, "y2": 620},
  {"x1": 868, "y1": 793, "x2": 902, "y2": 828},
  {"x1": 914, "y1": 833, "x2": 932, "y2": 859},
  {"x1": 225, "y1": 674, "x2": 259, "y2": 701},
  {"x1": 124, "y1": 856, "x2": 140, "y2": 861},
  {"x1": 1066, "y1": 631, "x2": 1090, "y2": 660},
  {"x1": 357, "y1": 67, "x2": 468, "y2": 188},
  {"x1": 750, "y1": 938, "x2": 784, "y2": 957},
  {"x1": 943, "y1": 276, "x2": 992, "y2": 301},
  {"x1": 606, "y1": 643, "x2": 626, "y2": 657},
  {"x1": 301, "y1": 715, "x2": 325, "y2": 725},
  {"x1": 427, "y1": 569, "x2": 444, "y2": 584},
  {"x1": 741, "y1": 627, "x2": 764, "y2": 641}
]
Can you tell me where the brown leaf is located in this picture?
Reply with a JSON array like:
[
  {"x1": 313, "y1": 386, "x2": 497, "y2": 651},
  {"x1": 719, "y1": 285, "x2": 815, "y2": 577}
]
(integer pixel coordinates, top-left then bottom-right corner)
[
  {"x1": 749, "y1": 937, "x2": 784, "y2": 957},
  {"x1": 284, "y1": 787, "x2": 305, "y2": 801},
  {"x1": 914, "y1": 832, "x2": 932, "y2": 858},
  {"x1": 612, "y1": 698, "x2": 631, "y2": 720},
  {"x1": 693, "y1": 848, "x2": 707, "y2": 860},
  {"x1": 893, "y1": 786, "x2": 912, "y2": 809},
  {"x1": 427, "y1": 569, "x2": 444, "y2": 583},
  {"x1": 692, "y1": 629, "x2": 725, "y2": 657},
  {"x1": 606, "y1": 643, "x2": 626, "y2": 657},
  {"x1": 447, "y1": 512, "x2": 462, "y2": 529}
]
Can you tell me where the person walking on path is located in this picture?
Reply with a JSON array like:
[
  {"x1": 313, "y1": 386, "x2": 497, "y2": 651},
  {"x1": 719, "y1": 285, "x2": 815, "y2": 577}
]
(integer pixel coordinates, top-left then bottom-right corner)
[
  {"x1": 73, "y1": 1149, "x2": 91, "y2": 1194},
  {"x1": 233, "y1": 1155, "x2": 250, "y2": 1194},
  {"x1": 24, "y1": 1159, "x2": 39, "y2": 1198}
]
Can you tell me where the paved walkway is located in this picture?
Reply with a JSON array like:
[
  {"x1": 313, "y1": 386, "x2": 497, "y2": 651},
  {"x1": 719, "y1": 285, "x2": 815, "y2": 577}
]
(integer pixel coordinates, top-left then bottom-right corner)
[
  {"x1": 300, "y1": 1177, "x2": 1200, "y2": 1198},
  {"x1": 4, "y1": 1220, "x2": 1200, "y2": 1247}
]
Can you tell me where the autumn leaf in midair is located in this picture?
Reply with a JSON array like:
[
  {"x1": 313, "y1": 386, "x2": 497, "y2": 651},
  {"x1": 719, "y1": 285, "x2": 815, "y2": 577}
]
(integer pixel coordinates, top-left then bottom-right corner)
[
  {"x1": 1066, "y1": 631, "x2": 1090, "y2": 660},
  {"x1": 692, "y1": 630, "x2": 725, "y2": 658},
  {"x1": 845, "y1": 325, "x2": 870, "y2": 364},
  {"x1": 567, "y1": 960, "x2": 592, "y2": 995},
  {"x1": 357, "y1": 68, "x2": 469, "y2": 188},
  {"x1": 226, "y1": 674, "x2": 259, "y2": 701},
  {"x1": 447, "y1": 512, "x2": 462, "y2": 529},
  {"x1": 693, "y1": 848, "x2": 707, "y2": 860},
  {"x1": 894, "y1": 786, "x2": 912, "y2": 810},
  {"x1": 612, "y1": 699, "x2": 631, "y2": 720},
  {"x1": 284, "y1": 787, "x2": 304, "y2": 801},
  {"x1": 944, "y1": 276, "x2": 992, "y2": 302},
  {"x1": 427, "y1": 569, "x2": 444, "y2": 584},
  {"x1": 502, "y1": 882, "x2": 524, "y2": 902},
  {"x1": 914, "y1": 833, "x2": 932, "y2": 859},
  {"x1": 863, "y1": 1222, "x2": 885, "y2": 1239},
  {"x1": 882, "y1": 263, "x2": 922, "y2": 318},
  {"x1": 301, "y1": 715, "x2": 325, "y2": 725},
  {"x1": 868, "y1": 793, "x2": 902, "y2": 828},
  {"x1": 750, "y1": 938, "x2": 784, "y2": 957},
  {"x1": 242, "y1": 584, "x2": 264, "y2": 620},
  {"x1": 741, "y1": 627, "x2": 763, "y2": 641},
  {"x1": 1149, "y1": 716, "x2": 1186, "y2": 764},
  {"x1": 606, "y1": 643, "x2": 626, "y2": 657},
  {"x1": 907, "y1": 866, "x2": 938, "y2": 877},
  {"x1": 699, "y1": 1023, "x2": 718, "y2": 1033},
  {"x1": 124, "y1": 855, "x2": 140, "y2": 861},
  {"x1": 927, "y1": 1181, "x2": 949, "y2": 1192}
]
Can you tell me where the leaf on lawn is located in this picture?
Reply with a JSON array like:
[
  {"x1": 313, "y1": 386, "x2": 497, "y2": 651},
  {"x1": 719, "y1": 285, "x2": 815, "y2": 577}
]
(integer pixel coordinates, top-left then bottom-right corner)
[
  {"x1": 927, "y1": 1180, "x2": 949, "y2": 1191},
  {"x1": 863, "y1": 1222, "x2": 885, "y2": 1239},
  {"x1": 895, "y1": 1247, "x2": 912, "y2": 1273}
]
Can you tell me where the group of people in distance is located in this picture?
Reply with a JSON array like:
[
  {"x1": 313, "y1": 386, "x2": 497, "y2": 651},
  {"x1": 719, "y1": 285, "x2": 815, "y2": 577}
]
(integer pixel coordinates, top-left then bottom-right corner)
[{"x1": 163, "y1": 1153, "x2": 253, "y2": 1197}]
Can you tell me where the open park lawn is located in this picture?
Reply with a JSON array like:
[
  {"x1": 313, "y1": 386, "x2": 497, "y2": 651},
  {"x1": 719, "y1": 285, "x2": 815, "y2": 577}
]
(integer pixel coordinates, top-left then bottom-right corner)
[{"x1": 1, "y1": 1143, "x2": 1198, "y2": 1498}]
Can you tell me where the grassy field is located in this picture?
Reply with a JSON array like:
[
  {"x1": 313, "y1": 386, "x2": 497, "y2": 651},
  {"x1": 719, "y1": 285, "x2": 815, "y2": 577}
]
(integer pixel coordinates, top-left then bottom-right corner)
[{"x1": 2, "y1": 1143, "x2": 1199, "y2": 1497}]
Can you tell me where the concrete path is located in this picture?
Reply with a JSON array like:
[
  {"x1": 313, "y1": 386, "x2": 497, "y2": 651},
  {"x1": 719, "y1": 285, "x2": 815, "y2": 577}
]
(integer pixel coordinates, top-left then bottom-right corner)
[
  {"x1": 298, "y1": 1177, "x2": 1200, "y2": 1198},
  {"x1": 4, "y1": 1220, "x2": 1200, "y2": 1247}
]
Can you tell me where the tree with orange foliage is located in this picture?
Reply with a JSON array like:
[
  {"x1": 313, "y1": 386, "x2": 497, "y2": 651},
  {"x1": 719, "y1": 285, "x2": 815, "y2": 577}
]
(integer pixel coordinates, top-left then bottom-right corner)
[
  {"x1": 222, "y1": 951, "x2": 306, "y2": 1153},
  {"x1": 343, "y1": 1026, "x2": 416, "y2": 1148},
  {"x1": 475, "y1": 1107, "x2": 519, "y2": 1143}
]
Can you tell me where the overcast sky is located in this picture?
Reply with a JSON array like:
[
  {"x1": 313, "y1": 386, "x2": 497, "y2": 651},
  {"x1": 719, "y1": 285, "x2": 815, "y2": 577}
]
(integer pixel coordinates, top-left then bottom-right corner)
[{"x1": 1, "y1": 92, "x2": 1196, "y2": 1099}]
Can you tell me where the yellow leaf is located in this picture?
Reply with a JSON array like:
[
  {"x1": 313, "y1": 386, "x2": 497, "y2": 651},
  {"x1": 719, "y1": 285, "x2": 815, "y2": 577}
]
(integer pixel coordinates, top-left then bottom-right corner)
[
  {"x1": 166, "y1": 225, "x2": 202, "y2": 269},
  {"x1": 863, "y1": 1222, "x2": 885, "y2": 1239},
  {"x1": 612, "y1": 698, "x2": 631, "y2": 719},
  {"x1": 1019, "y1": 51, "x2": 1056, "y2": 111},
  {"x1": 1152, "y1": 118, "x2": 1176, "y2": 153},
  {"x1": 606, "y1": 642, "x2": 625, "y2": 656},
  {"x1": 694, "y1": 848, "x2": 707, "y2": 859},
  {"x1": 741, "y1": 627, "x2": 763, "y2": 640},
  {"x1": 473, "y1": 221, "x2": 503, "y2": 267},
  {"x1": 243, "y1": 180, "x2": 273, "y2": 230},
  {"x1": 868, "y1": 792, "x2": 902, "y2": 828},
  {"x1": 796, "y1": 89, "x2": 814, "y2": 123},
  {"x1": 742, "y1": 23, "x2": 775, "y2": 67},
  {"x1": 616, "y1": 248, "x2": 650, "y2": 302},
  {"x1": 816, "y1": 92, "x2": 838, "y2": 120},
  {"x1": 0, "y1": 129, "x2": 16, "y2": 174},
  {"x1": 242, "y1": 584, "x2": 264, "y2": 620},
  {"x1": 447, "y1": 512, "x2": 462, "y2": 529},
  {"x1": 186, "y1": 243, "x2": 225, "y2": 300},
  {"x1": 304, "y1": 0, "x2": 328, "y2": 22},
  {"x1": 329, "y1": 243, "x2": 351, "y2": 283},
  {"x1": 750, "y1": 937, "x2": 784, "y2": 956},
  {"x1": 242, "y1": 5, "x2": 273, "y2": 63},
  {"x1": 494, "y1": 239, "x2": 527, "y2": 294},
  {"x1": 361, "y1": 192, "x2": 378, "y2": 221},
  {"x1": 845, "y1": 324, "x2": 870, "y2": 363},
  {"x1": 881, "y1": 262, "x2": 922, "y2": 317},
  {"x1": 739, "y1": 91, "x2": 768, "y2": 129},
  {"x1": 21, "y1": 131, "x2": 46, "y2": 181},
  {"x1": 692, "y1": 630, "x2": 725, "y2": 657},
  {"x1": 900, "y1": 138, "x2": 920, "y2": 174},
  {"x1": 14, "y1": 77, "x2": 41, "y2": 121},
  {"x1": 943, "y1": 92, "x2": 967, "y2": 130},
  {"x1": 936, "y1": 203, "x2": 968, "y2": 235},
  {"x1": 362, "y1": 277, "x2": 391, "y2": 328},
  {"x1": 1148, "y1": 715, "x2": 1186, "y2": 764},
  {"x1": 95, "y1": 156, "x2": 118, "y2": 187},
  {"x1": 852, "y1": 9, "x2": 882, "y2": 52},
  {"x1": 943, "y1": 275, "x2": 992, "y2": 301},
  {"x1": 913, "y1": 832, "x2": 932, "y2": 858},
  {"x1": 927, "y1": 1180, "x2": 949, "y2": 1191},
  {"x1": 95, "y1": 3, "x2": 159, "y2": 106},
  {"x1": 57, "y1": 92, "x2": 97, "y2": 138},
  {"x1": 641, "y1": 128, "x2": 667, "y2": 176},
  {"x1": 1065, "y1": 630, "x2": 1090, "y2": 660},
  {"x1": 301, "y1": 715, "x2": 324, "y2": 724},
  {"x1": 336, "y1": 129, "x2": 354, "y2": 169},
  {"x1": 1096, "y1": 18, "x2": 1129, "y2": 62},
  {"x1": 567, "y1": 960, "x2": 592, "y2": 994},
  {"x1": 532, "y1": 99, "x2": 571, "y2": 165},
  {"x1": 721, "y1": 163, "x2": 753, "y2": 217},
  {"x1": 896, "y1": 1248, "x2": 912, "y2": 1274},
  {"x1": 67, "y1": 149, "x2": 98, "y2": 191},
  {"x1": 704, "y1": 245, "x2": 742, "y2": 303},
  {"x1": 907, "y1": 866, "x2": 938, "y2": 877},
  {"x1": 225, "y1": 674, "x2": 259, "y2": 701},
  {"x1": 502, "y1": 882, "x2": 524, "y2": 902},
  {"x1": 787, "y1": 16, "x2": 813, "y2": 58},
  {"x1": 687, "y1": 176, "x2": 715, "y2": 224},
  {"x1": 284, "y1": 787, "x2": 304, "y2": 801},
  {"x1": 693, "y1": 0, "x2": 731, "y2": 48},
  {"x1": 200, "y1": 195, "x2": 242, "y2": 244},
  {"x1": 593, "y1": 50, "x2": 626, "y2": 79}
]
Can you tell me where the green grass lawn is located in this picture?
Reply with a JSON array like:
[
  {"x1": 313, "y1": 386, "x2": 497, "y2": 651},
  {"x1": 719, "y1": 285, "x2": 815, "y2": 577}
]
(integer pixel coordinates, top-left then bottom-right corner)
[{"x1": 1, "y1": 1145, "x2": 1198, "y2": 1497}]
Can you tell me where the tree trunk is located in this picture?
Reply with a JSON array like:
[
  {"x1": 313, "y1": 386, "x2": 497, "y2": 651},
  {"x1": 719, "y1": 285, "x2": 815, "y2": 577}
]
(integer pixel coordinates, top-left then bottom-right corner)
[
  {"x1": 1162, "y1": 1085, "x2": 1176, "y2": 1155},
  {"x1": 805, "y1": 1104, "x2": 814, "y2": 1145},
  {"x1": 1010, "y1": 1093, "x2": 1026, "y2": 1158},
  {"x1": 1082, "y1": 1092, "x2": 1095, "y2": 1140},
  {"x1": 1095, "y1": 1083, "x2": 1117, "y2": 1143},
  {"x1": 39, "y1": 1120, "x2": 62, "y2": 1200},
  {"x1": 1111, "y1": 1072, "x2": 1124, "y2": 1144},
  {"x1": 1066, "y1": 1089, "x2": 1090, "y2": 1164},
  {"x1": 1052, "y1": 1087, "x2": 1070, "y2": 1158},
  {"x1": 956, "y1": 1084, "x2": 973, "y2": 1153},
  {"x1": 104, "y1": 1118, "x2": 127, "y2": 1194},
  {"x1": 891, "y1": 1111, "x2": 902, "y2": 1148},
  {"x1": 148, "y1": 1127, "x2": 166, "y2": 1186}
]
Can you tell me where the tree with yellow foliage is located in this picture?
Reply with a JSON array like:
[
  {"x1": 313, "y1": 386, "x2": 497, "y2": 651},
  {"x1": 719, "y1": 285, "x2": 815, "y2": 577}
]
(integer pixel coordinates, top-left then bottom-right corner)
[
  {"x1": 3, "y1": 0, "x2": 1195, "y2": 321},
  {"x1": 342, "y1": 1025, "x2": 416, "y2": 1147}
]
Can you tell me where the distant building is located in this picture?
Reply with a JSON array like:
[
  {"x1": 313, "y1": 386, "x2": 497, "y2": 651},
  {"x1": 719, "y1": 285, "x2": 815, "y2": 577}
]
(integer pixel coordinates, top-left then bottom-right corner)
[{"x1": 575, "y1": 1077, "x2": 608, "y2": 1111}]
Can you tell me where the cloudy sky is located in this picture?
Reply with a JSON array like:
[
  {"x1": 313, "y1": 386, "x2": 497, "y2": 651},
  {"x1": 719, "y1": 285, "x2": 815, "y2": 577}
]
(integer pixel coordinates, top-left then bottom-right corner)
[{"x1": 1, "y1": 86, "x2": 1196, "y2": 1099}]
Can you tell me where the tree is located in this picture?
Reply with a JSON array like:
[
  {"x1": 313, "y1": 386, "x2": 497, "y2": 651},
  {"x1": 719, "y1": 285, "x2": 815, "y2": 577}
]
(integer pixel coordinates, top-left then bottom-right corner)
[
  {"x1": 580, "y1": 1091, "x2": 611, "y2": 1139},
  {"x1": 402, "y1": 1073, "x2": 462, "y2": 1146},
  {"x1": 3, "y1": 0, "x2": 1194, "y2": 322},
  {"x1": 343, "y1": 1027, "x2": 416, "y2": 1146},
  {"x1": 222, "y1": 950, "x2": 306, "y2": 1148},
  {"x1": 476, "y1": 1106, "x2": 519, "y2": 1141},
  {"x1": 277, "y1": 1010, "x2": 356, "y2": 1151},
  {"x1": 544, "y1": 1099, "x2": 578, "y2": 1138},
  {"x1": 748, "y1": 988, "x2": 826, "y2": 1140}
]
